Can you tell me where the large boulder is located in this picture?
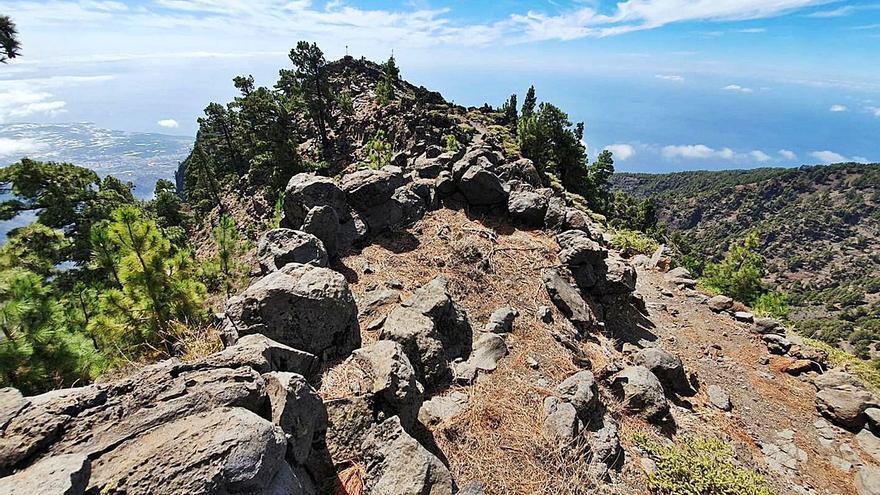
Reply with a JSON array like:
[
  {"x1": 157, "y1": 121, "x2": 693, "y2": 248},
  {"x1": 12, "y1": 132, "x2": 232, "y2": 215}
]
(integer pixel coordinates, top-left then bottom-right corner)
[
  {"x1": 457, "y1": 166, "x2": 508, "y2": 206},
  {"x1": 556, "y1": 230, "x2": 606, "y2": 266},
  {"x1": 496, "y1": 158, "x2": 541, "y2": 186},
  {"x1": 555, "y1": 371, "x2": 599, "y2": 417},
  {"x1": 350, "y1": 340, "x2": 424, "y2": 427},
  {"x1": 590, "y1": 255, "x2": 637, "y2": 295},
  {"x1": 0, "y1": 453, "x2": 90, "y2": 495},
  {"x1": 542, "y1": 397, "x2": 581, "y2": 445},
  {"x1": 359, "y1": 187, "x2": 426, "y2": 234},
  {"x1": 610, "y1": 366, "x2": 669, "y2": 422},
  {"x1": 363, "y1": 417, "x2": 453, "y2": 495},
  {"x1": 283, "y1": 174, "x2": 347, "y2": 229},
  {"x1": 86, "y1": 408, "x2": 289, "y2": 494},
  {"x1": 224, "y1": 263, "x2": 360, "y2": 361},
  {"x1": 542, "y1": 269, "x2": 596, "y2": 333},
  {"x1": 816, "y1": 388, "x2": 876, "y2": 431},
  {"x1": 263, "y1": 372, "x2": 327, "y2": 464},
  {"x1": 707, "y1": 295, "x2": 733, "y2": 312},
  {"x1": 0, "y1": 337, "x2": 328, "y2": 494},
  {"x1": 340, "y1": 169, "x2": 403, "y2": 211},
  {"x1": 380, "y1": 277, "x2": 472, "y2": 388},
  {"x1": 301, "y1": 205, "x2": 339, "y2": 258},
  {"x1": 507, "y1": 190, "x2": 548, "y2": 227},
  {"x1": 192, "y1": 333, "x2": 319, "y2": 384},
  {"x1": 632, "y1": 347, "x2": 692, "y2": 396},
  {"x1": 257, "y1": 228, "x2": 328, "y2": 273}
]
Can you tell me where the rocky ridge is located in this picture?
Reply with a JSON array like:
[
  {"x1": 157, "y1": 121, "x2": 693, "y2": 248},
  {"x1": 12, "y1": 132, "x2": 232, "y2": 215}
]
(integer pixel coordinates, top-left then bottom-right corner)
[{"x1": 3, "y1": 121, "x2": 880, "y2": 495}]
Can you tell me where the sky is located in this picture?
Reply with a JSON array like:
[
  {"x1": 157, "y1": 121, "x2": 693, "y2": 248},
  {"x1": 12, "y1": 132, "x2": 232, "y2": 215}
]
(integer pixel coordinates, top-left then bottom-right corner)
[{"x1": 1, "y1": 0, "x2": 879, "y2": 172}]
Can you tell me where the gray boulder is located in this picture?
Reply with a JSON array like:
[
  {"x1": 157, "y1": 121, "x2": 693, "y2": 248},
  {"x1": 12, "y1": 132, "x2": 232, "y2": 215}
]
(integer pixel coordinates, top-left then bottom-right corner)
[
  {"x1": 340, "y1": 169, "x2": 403, "y2": 211},
  {"x1": 555, "y1": 371, "x2": 599, "y2": 417},
  {"x1": 458, "y1": 166, "x2": 508, "y2": 206},
  {"x1": 350, "y1": 340, "x2": 424, "y2": 427},
  {"x1": 707, "y1": 385, "x2": 732, "y2": 411},
  {"x1": 86, "y1": 408, "x2": 288, "y2": 495},
  {"x1": 753, "y1": 316, "x2": 781, "y2": 334},
  {"x1": 542, "y1": 269, "x2": 596, "y2": 333},
  {"x1": 590, "y1": 419, "x2": 622, "y2": 467},
  {"x1": 591, "y1": 255, "x2": 637, "y2": 295},
  {"x1": 257, "y1": 229, "x2": 328, "y2": 273},
  {"x1": 856, "y1": 466, "x2": 880, "y2": 495},
  {"x1": 633, "y1": 347, "x2": 692, "y2": 396},
  {"x1": 363, "y1": 417, "x2": 453, "y2": 495},
  {"x1": 610, "y1": 366, "x2": 669, "y2": 422},
  {"x1": 224, "y1": 263, "x2": 360, "y2": 361},
  {"x1": 360, "y1": 187, "x2": 426, "y2": 234},
  {"x1": 483, "y1": 306, "x2": 518, "y2": 333},
  {"x1": 542, "y1": 397, "x2": 581, "y2": 445},
  {"x1": 0, "y1": 454, "x2": 90, "y2": 495},
  {"x1": 762, "y1": 334, "x2": 792, "y2": 355},
  {"x1": 469, "y1": 333, "x2": 508, "y2": 372},
  {"x1": 507, "y1": 190, "x2": 548, "y2": 227},
  {"x1": 263, "y1": 372, "x2": 327, "y2": 464},
  {"x1": 707, "y1": 295, "x2": 734, "y2": 312},
  {"x1": 283, "y1": 174, "x2": 346, "y2": 228},
  {"x1": 418, "y1": 392, "x2": 469, "y2": 427},
  {"x1": 0, "y1": 387, "x2": 28, "y2": 431},
  {"x1": 556, "y1": 230, "x2": 607, "y2": 266},
  {"x1": 496, "y1": 158, "x2": 541, "y2": 186},
  {"x1": 195, "y1": 333, "x2": 319, "y2": 383},
  {"x1": 817, "y1": 388, "x2": 876, "y2": 430},
  {"x1": 301, "y1": 205, "x2": 339, "y2": 257}
]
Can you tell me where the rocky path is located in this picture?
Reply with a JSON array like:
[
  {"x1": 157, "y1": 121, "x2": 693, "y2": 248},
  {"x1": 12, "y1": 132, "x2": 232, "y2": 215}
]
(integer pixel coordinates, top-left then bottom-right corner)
[{"x1": 631, "y1": 266, "x2": 875, "y2": 495}]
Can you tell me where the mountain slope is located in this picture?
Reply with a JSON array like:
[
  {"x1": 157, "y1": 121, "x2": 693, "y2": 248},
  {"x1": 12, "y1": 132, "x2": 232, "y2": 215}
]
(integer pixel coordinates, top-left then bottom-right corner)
[{"x1": 612, "y1": 164, "x2": 880, "y2": 351}]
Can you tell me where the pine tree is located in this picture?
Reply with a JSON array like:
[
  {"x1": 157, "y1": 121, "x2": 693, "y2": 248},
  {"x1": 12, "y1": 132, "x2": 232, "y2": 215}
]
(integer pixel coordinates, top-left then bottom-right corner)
[
  {"x1": 376, "y1": 55, "x2": 400, "y2": 105},
  {"x1": 89, "y1": 206, "x2": 206, "y2": 358},
  {"x1": 500, "y1": 93, "x2": 518, "y2": 128},
  {"x1": 0, "y1": 268, "x2": 96, "y2": 394},
  {"x1": 521, "y1": 85, "x2": 537, "y2": 119},
  {"x1": 0, "y1": 15, "x2": 21, "y2": 64},
  {"x1": 288, "y1": 41, "x2": 333, "y2": 155},
  {"x1": 213, "y1": 214, "x2": 242, "y2": 297}
]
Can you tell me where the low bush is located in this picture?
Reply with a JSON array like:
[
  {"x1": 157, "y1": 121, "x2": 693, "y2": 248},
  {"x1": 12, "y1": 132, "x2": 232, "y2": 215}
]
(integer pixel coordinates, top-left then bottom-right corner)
[
  {"x1": 635, "y1": 434, "x2": 773, "y2": 495},
  {"x1": 611, "y1": 228, "x2": 660, "y2": 257}
]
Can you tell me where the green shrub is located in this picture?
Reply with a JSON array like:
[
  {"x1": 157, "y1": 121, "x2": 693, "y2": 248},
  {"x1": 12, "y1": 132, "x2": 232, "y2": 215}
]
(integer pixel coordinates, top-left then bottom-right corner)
[
  {"x1": 700, "y1": 232, "x2": 765, "y2": 304},
  {"x1": 752, "y1": 290, "x2": 789, "y2": 319},
  {"x1": 362, "y1": 130, "x2": 392, "y2": 170},
  {"x1": 635, "y1": 434, "x2": 773, "y2": 495},
  {"x1": 611, "y1": 228, "x2": 660, "y2": 257},
  {"x1": 444, "y1": 134, "x2": 461, "y2": 153}
]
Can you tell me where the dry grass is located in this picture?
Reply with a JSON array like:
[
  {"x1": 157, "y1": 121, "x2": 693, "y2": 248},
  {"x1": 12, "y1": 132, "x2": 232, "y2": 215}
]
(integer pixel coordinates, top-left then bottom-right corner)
[{"x1": 329, "y1": 208, "x2": 622, "y2": 495}]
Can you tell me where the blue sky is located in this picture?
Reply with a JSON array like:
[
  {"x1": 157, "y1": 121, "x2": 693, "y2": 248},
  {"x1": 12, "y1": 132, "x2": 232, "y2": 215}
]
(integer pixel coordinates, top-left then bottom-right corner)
[{"x1": 1, "y1": 0, "x2": 879, "y2": 172}]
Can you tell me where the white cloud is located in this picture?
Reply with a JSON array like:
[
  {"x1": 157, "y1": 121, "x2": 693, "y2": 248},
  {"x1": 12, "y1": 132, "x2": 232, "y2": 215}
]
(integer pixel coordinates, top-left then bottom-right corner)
[
  {"x1": 868, "y1": 106, "x2": 880, "y2": 117},
  {"x1": 806, "y1": 6, "x2": 855, "y2": 17},
  {"x1": 810, "y1": 150, "x2": 847, "y2": 163},
  {"x1": 655, "y1": 74, "x2": 684, "y2": 82},
  {"x1": 853, "y1": 156, "x2": 870, "y2": 163},
  {"x1": 778, "y1": 149, "x2": 797, "y2": 160},
  {"x1": 3, "y1": 0, "x2": 837, "y2": 47},
  {"x1": 750, "y1": 150, "x2": 771, "y2": 162},
  {"x1": 157, "y1": 119, "x2": 179, "y2": 128},
  {"x1": 0, "y1": 75, "x2": 114, "y2": 123},
  {"x1": 737, "y1": 28, "x2": 767, "y2": 33},
  {"x1": 0, "y1": 137, "x2": 47, "y2": 157},
  {"x1": 662, "y1": 144, "x2": 735, "y2": 160},
  {"x1": 723, "y1": 84, "x2": 754, "y2": 93},
  {"x1": 0, "y1": 89, "x2": 67, "y2": 123},
  {"x1": 829, "y1": 104, "x2": 847, "y2": 112},
  {"x1": 605, "y1": 144, "x2": 635, "y2": 161}
]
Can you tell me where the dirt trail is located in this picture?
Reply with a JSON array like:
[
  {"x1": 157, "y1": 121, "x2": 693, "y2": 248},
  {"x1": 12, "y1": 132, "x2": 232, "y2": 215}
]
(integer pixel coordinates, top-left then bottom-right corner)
[{"x1": 631, "y1": 267, "x2": 867, "y2": 495}]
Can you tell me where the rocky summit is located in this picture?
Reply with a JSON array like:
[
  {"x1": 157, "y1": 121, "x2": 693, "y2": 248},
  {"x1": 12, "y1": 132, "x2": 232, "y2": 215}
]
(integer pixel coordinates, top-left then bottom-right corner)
[{"x1": 2, "y1": 53, "x2": 879, "y2": 495}]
